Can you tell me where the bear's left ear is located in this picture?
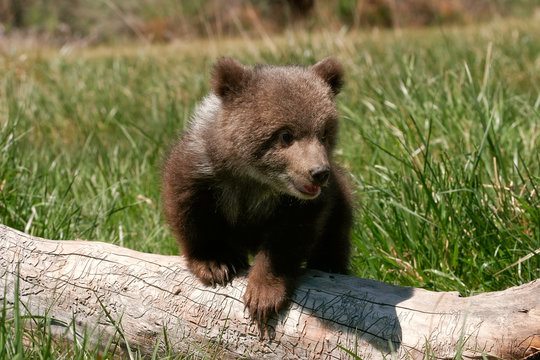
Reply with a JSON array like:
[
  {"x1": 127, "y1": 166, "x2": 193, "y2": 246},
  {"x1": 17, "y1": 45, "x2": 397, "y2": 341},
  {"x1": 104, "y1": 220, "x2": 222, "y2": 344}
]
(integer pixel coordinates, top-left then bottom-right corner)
[
  {"x1": 311, "y1": 57, "x2": 344, "y2": 96},
  {"x1": 211, "y1": 57, "x2": 253, "y2": 100}
]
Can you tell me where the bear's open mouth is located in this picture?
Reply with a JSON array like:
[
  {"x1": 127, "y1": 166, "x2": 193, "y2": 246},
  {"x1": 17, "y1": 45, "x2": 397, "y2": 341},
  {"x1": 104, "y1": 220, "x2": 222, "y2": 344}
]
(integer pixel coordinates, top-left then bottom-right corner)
[
  {"x1": 301, "y1": 185, "x2": 320, "y2": 195},
  {"x1": 293, "y1": 183, "x2": 321, "y2": 198}
]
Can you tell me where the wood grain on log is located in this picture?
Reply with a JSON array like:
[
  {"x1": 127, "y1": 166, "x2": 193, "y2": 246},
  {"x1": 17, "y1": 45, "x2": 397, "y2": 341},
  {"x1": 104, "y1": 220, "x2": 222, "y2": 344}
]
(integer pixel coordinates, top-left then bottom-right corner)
[{"x1": 0, "y1": 224, "x2": 539, "y2": 359}]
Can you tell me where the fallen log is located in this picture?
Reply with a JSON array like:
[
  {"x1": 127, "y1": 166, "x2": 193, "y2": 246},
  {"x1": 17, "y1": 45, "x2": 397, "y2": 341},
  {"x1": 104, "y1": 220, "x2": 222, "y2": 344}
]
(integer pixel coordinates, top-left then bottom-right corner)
[{"x1": 0, "y1": 224, "x2": 538, "y2": 359}]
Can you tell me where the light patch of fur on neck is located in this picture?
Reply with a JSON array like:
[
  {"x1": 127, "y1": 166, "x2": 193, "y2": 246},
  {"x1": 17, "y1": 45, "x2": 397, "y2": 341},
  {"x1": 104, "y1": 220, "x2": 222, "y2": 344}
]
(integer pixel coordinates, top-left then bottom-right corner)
[
  {"x1": 186, "y1": 93, "x2": 282, "y2": 225},
  {"x1": 184, "y1": 94, "x2": 221, "y2": 176}
]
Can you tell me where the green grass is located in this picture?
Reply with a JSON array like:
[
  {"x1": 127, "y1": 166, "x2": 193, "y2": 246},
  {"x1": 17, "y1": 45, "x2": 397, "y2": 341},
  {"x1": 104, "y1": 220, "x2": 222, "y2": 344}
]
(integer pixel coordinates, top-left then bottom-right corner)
[
  {"x1": 0, "y1": 17, "x2": 539, "y2": 358},
  {"x1": 4, "y1": 0, "x2": 539, "y2": 43}
]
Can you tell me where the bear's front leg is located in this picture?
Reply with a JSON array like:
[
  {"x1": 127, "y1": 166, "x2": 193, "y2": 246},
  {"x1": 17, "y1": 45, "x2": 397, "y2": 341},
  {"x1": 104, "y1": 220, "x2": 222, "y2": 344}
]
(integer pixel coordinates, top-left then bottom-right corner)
[
  {"x1": 188, "y1": 255, "x2": 248, "y2": 287},
  {"x1": 243, "y1": 251, "x2": 299, "y2": 322},
  {"x1": 167, "y1": 184, "x2": 250, "y2": 287}
]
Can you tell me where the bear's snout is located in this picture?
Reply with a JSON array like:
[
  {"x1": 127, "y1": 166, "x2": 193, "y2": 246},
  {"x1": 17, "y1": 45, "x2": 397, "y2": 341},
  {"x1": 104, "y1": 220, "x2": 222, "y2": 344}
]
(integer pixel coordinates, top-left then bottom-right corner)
[{"x1": 310, "y1": 165, "x2": 330, "y2": 186}]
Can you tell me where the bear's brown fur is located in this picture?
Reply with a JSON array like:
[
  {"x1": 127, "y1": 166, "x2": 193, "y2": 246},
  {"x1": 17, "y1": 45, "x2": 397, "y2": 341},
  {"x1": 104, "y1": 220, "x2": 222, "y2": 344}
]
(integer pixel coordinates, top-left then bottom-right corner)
[{"x1": 162, "y1": 57, "x2": 353, "y2": 321}]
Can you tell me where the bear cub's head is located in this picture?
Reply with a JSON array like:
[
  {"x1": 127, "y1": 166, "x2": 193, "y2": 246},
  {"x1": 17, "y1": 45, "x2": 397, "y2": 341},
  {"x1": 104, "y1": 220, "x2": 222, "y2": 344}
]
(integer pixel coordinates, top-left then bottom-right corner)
[{"x1": 209, "y1": 57, "x2": 344, "y2": 200}]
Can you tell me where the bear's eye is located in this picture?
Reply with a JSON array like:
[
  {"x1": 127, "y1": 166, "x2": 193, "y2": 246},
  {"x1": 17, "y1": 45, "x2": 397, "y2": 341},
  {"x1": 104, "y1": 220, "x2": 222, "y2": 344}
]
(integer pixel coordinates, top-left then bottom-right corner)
[
  {"x1": 321, "y1": 129, "x2": 328, "y2": 142},
  {"x1": 279, "y1": 130, "x2": 294, "y2": 147}
]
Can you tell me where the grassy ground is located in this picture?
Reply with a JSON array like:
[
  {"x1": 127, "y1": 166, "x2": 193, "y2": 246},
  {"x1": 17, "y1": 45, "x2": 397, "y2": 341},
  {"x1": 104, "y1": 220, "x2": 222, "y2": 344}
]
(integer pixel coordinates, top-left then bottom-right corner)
[
  {"x1": 0, "y1": 17, "x2": 539, "y2": 358},
  {"x1": 3, "y1": 0, "x2": 538, "y2": 43}
]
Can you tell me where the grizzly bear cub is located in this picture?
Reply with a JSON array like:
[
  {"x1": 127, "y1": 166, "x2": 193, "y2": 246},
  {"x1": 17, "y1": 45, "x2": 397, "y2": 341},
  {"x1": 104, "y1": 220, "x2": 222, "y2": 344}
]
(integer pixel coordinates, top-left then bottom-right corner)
[{"x1": 162, "y1": 57, "x2": 353, "y2": 321}]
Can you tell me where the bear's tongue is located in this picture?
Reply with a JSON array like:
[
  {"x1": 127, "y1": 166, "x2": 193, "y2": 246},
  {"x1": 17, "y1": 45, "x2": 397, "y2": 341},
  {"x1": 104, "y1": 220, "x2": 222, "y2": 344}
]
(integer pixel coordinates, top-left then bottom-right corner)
[{"x1": 303, "y1": 185, "x2": 320, "y2": 195}]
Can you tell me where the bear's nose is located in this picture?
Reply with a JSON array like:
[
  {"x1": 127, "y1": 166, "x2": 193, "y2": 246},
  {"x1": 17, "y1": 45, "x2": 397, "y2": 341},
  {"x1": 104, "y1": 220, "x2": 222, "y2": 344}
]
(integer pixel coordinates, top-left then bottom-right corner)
[{"x1": 310, "y1": 165, "x2": 330, "y2": 186}]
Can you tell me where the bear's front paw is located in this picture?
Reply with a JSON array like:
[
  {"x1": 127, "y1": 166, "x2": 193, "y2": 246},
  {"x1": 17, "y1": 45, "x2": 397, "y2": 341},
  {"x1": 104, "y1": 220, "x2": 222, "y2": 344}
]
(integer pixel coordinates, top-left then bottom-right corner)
[
  {"x1": 188, "y1": 258, "x2": 245, "y2": 286},
  {"x1": 243, "y1": 277, "x2": 289, "y2": 322}
]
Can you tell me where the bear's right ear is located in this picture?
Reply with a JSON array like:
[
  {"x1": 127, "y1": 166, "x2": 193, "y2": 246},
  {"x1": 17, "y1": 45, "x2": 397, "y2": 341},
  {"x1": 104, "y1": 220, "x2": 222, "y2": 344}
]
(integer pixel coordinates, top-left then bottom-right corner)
[
  {"x1": 311, "y1": 57, "x2": 344, "y2": 96},
  {"x1": 211, "y1": 57, "x2": 253, "y2": 99}
]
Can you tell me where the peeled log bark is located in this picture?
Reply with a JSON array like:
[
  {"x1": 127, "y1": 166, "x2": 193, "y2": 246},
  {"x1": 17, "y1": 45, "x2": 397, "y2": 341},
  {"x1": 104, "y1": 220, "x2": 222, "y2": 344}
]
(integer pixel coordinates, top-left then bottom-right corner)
[{"x1": 0, "y1": 224, "x2": 539, "y2": 360}]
